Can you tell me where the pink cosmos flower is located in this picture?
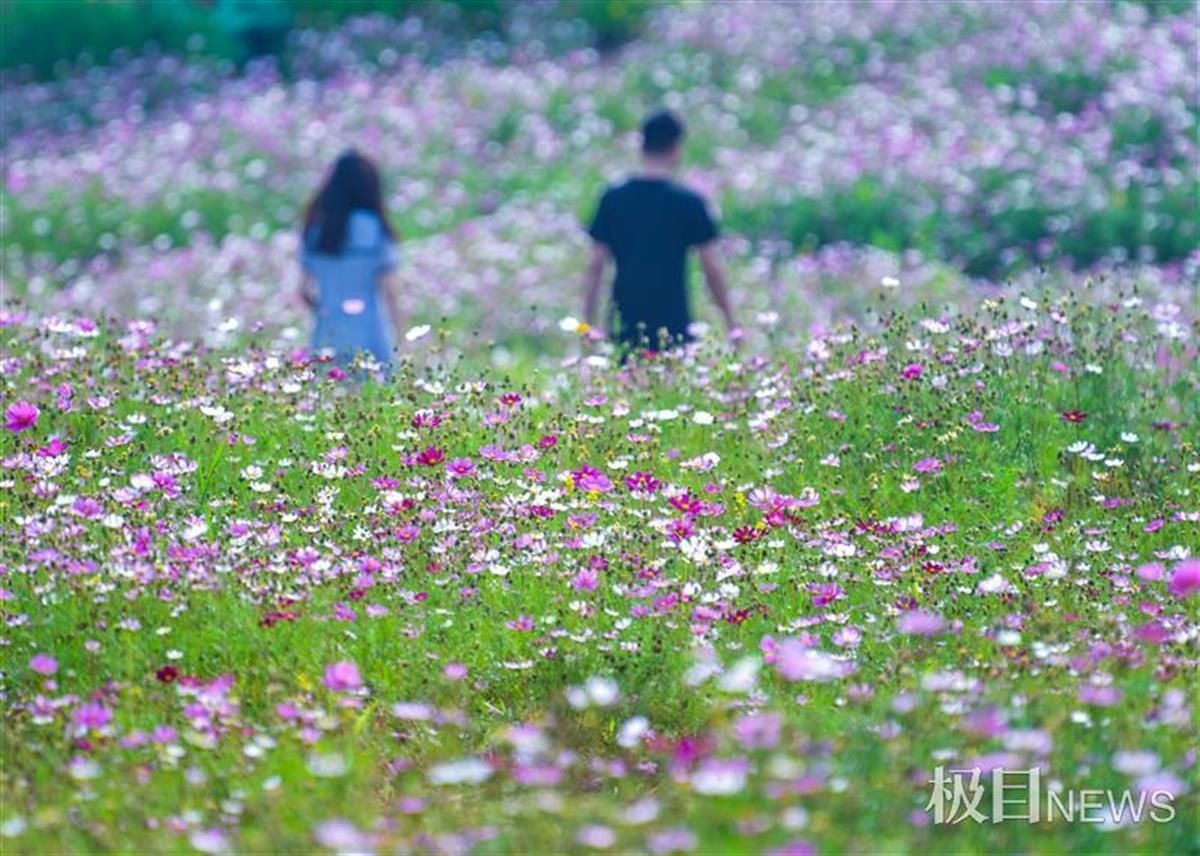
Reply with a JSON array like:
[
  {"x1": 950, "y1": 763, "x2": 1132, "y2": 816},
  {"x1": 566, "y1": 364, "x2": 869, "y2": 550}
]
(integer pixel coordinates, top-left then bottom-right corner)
[
  {"x1": 72, "y1": 701, "x2": 113, "y2": 732},
  {"x1": 1137, "y1": 562, "x2": 1165, "y2": 581},
  {"x1": 900, "y1": 363, "x2": 924, "y2": 380},
  {"x1": 446, "y1": 457, "x2": 476, "y2": 479},
  {"x1": 323, "y1": 661, "x2": 362, "y2": 692},
  {"x1": 732, "y1": 712, "x2": 782, "y2": 749},
  {"x1": 775, "y1": 640, "x2": 846, "y2": 682},
  {"x1": 897, "y1": 610, "x2": 946, "y2": 636},
  {"x1": 572, "y1": 568, "x2": 600, "y2": 592},
  {"x1": 37, "y1": 437, "x2": 68, "y2": 457},
  {"x1": 647, "y1": 827, "x2": 698, "y2": 854},
  {"x1": 29, "y1": 653, "x2": 58, "y2": 675},
  {"x1": 1168, "y1": 559, "x2": 1200, "y2": 598},
  {"x1": 4, "y1": 400, "x2": 39, "y2": 433},
  {"x1": 766, "y1": 842, "x2": 816, "y2": 856},
  {"x1": 572, "y1": 465, "x2": 613, "y2": 493},
  {"x1": 314, "y1": 819, "x2": 370, "y2": 853},
  {"x1": 71, "y1": 497, "x2": 104, "y2": 519},
  {"x1": 626, "y1": 471, "x2": 662, "y2": 494},
  {"x1": 913, "y1": 457, "x2": 942, "y2": 474}
]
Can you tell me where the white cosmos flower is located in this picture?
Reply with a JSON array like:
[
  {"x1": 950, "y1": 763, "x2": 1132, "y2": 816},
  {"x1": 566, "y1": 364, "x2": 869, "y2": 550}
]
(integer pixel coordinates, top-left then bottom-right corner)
[
  {"x1": 405, "y1": 324, "x2": 431, "y2": 342},
  {"x1": 427, "y1": 757, "x2": 492, "y2": 785},
  {"x1": 717, "y1": 657, "x2": 760, "y2": 693},
  {"x1": 558, "y1": 315, "x2": 581, "y2": 332},
  {"x1": 617, "y1": 716, "x2": 650, "y2": 748}
]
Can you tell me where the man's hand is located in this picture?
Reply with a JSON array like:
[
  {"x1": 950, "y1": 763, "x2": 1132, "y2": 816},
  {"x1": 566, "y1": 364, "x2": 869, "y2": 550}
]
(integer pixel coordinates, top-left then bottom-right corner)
[
  {"x1": 697, "y1": 242, "x2": 737, "y2": 335},
  {"x1": 583, "y1": 242, "x2": 610, "y2": 331}
]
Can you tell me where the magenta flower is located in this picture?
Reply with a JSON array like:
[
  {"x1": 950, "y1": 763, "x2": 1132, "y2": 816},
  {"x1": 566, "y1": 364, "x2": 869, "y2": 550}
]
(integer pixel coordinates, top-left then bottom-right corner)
[
  {"x1": 900, "y1": 363, "x2": 924, "y2": 380},
  {"x1": 72, "y1": 701, "x2": 113, "y2": 732},
  {"x1": 323, "y1": 660, "x2": 362, "y2": 692},
  {"x1": 4, "y1": 400, "x2": 39, "y2": 433},
  {"x1": 29, "y1": 653, "x2": 58, "y2": 675},
  {"x1": 446, "y1": 457, "x2": 476, "y2": 479},
  {"x1": 766, "y1": 842, "x2": 817, "y2": 856},
  {"x1": 572, "y1": 567, "x2": 599, "y2": 592},
  {"x1": 1137, "y1": 563, "x2": 1165, "y2": 581},
  {"x1": 572, "y1": 465, "x2": 613, "y2": 493},
  {"x1": 626, "y1": 471, "x2": 662, "y2": 494},
  {"x1": 1168, "y1": 559, "x2": 1200, "y2": 598}
]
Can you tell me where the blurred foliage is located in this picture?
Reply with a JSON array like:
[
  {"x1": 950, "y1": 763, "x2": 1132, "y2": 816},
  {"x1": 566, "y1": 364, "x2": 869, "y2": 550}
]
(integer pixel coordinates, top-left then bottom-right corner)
[
  {"x1": 286, "y1": 0, "x2": 506, "y2": 30},
  {"x1": 0, "y1": 0, "x2": 233, "y2": 79},
  {"x1": 560, "y1": 0, "x2": 657, "y2": 49},
  {"x1": 1120, "y1": 0, "x2": 1198, "y2": 16},
  {"x1": 0, "y1": 0, "x2": 663, "y2": 78}
]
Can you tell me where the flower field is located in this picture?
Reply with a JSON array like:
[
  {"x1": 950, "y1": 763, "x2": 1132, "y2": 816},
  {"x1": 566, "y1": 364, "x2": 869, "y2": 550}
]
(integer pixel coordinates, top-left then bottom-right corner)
[{"x1": 2, "y1": 1, "x2": 1198, "y2": 853}]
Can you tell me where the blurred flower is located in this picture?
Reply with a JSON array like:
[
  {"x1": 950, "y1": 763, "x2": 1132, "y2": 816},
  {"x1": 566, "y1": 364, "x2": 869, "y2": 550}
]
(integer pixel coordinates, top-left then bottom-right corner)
[
  {"x1": 28, "y1": 653, "x2": 57, "y2": 676},
  {"x1": 322, "y1": 661, "x2": 362, "y2": 693}
]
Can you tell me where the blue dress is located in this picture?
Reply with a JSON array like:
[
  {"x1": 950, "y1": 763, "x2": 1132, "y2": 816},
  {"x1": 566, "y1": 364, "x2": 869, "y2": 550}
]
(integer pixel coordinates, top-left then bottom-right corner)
[{"x1": 302, "y1": 210, "x2": 400, "y2": 368}]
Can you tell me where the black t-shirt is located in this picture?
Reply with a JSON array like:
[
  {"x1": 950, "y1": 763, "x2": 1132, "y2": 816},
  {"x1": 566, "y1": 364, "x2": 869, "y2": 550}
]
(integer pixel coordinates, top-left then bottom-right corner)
[{"x1": 588, "y1": 177, "x2": 718, "y2": 346}]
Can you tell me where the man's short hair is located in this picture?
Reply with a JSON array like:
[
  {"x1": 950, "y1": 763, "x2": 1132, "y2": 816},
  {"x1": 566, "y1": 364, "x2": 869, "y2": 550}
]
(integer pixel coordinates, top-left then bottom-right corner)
[{"x1": 641, "y1": 110, "x2": 685, "y2": 155}]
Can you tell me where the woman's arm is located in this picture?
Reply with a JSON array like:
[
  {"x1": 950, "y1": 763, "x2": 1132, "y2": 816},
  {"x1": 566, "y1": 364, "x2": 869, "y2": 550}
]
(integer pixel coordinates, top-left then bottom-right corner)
[
  {"x1": 380, "y1": 270, "x2": 404, "y2": 340},
  {"x1": 298, "y1": 272, "x2": 319, "y2": 311}
]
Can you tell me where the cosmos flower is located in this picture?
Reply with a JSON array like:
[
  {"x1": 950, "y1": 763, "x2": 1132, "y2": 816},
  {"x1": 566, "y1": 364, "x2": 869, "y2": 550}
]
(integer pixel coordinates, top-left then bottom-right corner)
[
  {"x1": 71, "y1": 701, "x2": 113, "y2": 733},
  {"x1": 322, "y1": 661, "x2": 363, "y2": 693},
  {"x1": 913, "y1": 457, "x2": 942, "y2": 474},
  {"x1": 775, "y1": 642, "x2": 848, "y2": 682},
  {"x1": 28, "y1": 653, "x2": 57, "y2": 675},
  {"x1": 446, "y1": 457, "x2": 477, "y2": 479},
  {"x1": 1168, "y1": 559, "x2": 1200, "y2": 598},
  {"x1": 4, "y1": 401, "x2": 39, "y2": 433},
  {"x1": 897, "y1": 610, "x2": 946, "y2": 636},
  {"x1": 572, "y1": 465, "x2": 613, "y2": 493}
]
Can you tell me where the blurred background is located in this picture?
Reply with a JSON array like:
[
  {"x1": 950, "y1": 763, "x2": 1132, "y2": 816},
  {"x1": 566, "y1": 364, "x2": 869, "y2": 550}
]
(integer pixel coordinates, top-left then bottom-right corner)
[{"x1": 2, "y1": 0, "x2": 1196, "y2": 355}]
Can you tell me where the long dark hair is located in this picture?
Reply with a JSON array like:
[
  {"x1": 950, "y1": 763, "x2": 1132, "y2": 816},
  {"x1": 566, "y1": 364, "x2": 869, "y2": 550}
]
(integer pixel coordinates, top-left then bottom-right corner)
[{"x1": 303, "y1": 150, "x2": 396, "y2": 254}]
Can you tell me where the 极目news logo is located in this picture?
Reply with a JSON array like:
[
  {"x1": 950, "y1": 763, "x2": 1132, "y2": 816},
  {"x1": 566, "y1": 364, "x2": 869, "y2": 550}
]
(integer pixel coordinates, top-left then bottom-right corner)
[{"x1": 926, "y1": 766, "x2": 1177, "y2": 825}]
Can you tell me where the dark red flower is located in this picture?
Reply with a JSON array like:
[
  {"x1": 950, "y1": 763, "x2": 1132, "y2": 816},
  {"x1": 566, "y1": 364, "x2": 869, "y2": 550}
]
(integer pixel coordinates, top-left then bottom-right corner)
[
  {"x1": 416, "y1": 446, "x2": 445, "y2": 467},
  {"x1": 155, "y1": 665, "x2": 180, "y2": 684},
  {"x1": 259, "y1": 610, "x2": 300, "y2": 628},
  {"x1": 1060, "y1": 409, "x2": 1087, "y2": 424},
  {"x1": 733, "y1": 525, "x2": 764, "y2": 544}
]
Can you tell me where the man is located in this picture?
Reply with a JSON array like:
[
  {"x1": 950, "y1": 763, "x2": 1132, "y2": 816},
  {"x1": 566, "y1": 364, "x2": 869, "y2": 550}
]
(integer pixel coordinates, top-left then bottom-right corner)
[{"x1": 583, "y1": 110, "x2": 737, "y2": 351}]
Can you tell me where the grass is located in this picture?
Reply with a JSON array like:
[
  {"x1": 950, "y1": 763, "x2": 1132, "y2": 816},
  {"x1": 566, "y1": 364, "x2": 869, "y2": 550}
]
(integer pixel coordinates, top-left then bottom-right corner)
[{"x1": 1, "y1": 290, "x2": 1196, "y2": 852}]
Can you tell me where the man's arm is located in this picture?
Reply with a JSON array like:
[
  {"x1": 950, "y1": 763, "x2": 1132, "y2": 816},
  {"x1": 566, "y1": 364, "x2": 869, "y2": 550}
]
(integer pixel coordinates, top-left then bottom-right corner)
[
  {"x1": 583, "y1": 242, "x2": 610, "y2": 329},
  {"x1": 697, "y1": 242, "x2": 737, "y2": 334}
]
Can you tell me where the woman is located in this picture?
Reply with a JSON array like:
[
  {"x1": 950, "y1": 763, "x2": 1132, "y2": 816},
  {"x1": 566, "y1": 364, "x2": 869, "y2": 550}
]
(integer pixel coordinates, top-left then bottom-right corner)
[{"x1": 300, "y1": 150, "x2": 403, "y2": 372}]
